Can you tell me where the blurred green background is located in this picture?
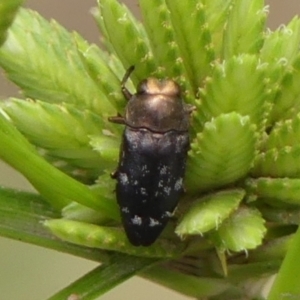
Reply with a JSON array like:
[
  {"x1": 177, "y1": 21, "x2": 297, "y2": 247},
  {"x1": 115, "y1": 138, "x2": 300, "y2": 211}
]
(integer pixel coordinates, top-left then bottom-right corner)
[{"x1": 0, "y1": 0, "x2": 300, "y2": 299}]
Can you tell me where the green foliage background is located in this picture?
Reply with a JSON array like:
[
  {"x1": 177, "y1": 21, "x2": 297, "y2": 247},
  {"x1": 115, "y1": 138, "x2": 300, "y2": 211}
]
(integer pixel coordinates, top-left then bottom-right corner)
[{"x1": 1, "y1": 0, "x2": 300, "y2": 299}]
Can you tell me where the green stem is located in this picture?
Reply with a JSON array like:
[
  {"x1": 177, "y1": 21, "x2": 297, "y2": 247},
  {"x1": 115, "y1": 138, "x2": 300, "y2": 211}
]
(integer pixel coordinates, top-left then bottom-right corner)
[
  {"x1": 142, "y1": 265, "x2": 230, "y2": 298},
  {"x1": 0, "y1": 187, "x2": 109, "y2": 262},
  {"x1": 48, "y1": 254, "x2": 158, "y2": 300}
]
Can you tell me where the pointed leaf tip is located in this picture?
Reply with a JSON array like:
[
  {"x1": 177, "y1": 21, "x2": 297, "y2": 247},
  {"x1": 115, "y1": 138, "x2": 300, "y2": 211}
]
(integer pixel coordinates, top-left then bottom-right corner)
[{"x1": 0, "y1": 0, "x2": 23, "y2": 46}]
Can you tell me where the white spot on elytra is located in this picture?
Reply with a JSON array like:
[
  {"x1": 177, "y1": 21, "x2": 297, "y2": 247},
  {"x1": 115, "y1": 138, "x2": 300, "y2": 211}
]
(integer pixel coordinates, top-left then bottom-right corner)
[
  {"x1": 131, "y1": 215, "x2": 142, "y2": 225},
  {"x1": 164, "y1": 186, "x2": 171, "y2": 195},
  {"x1": 140, "y1": 187, "x2": 148, "y2": 195},
  {"x1": 133, "y1": 180, "x2": 138, "y2": 185},
  {"x1": 163, "y1": 211, "x2": 173, "y2": 218},
  {"x1": 119, "y1": 173, "x2": 129, "y2": 185},
  {"x1": 121, "y1": 207, "x2": 129, "y2": 213},
  {"x1": 159, "y1": 165, "x2": 168, "y2": 175},
  {"x1": 149, "y1": 218, "x2": 161, "y2": 227},
  {"x1": 131, "y1": 141, "x2": 138, "y2": 149},
  {"x1": 174, "y1": 178, "x2": 183, "y2": 191},
  {"x1": 158, "y1": 180, "x2": 164, "y2": 188},
  {"x1": 141, "y1": 165, "x2": 150, "y2": 176}
]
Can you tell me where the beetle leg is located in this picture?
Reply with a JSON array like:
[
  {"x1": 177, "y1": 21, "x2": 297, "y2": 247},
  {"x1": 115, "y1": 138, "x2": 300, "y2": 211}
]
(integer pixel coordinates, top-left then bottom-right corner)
[
  {"x1": 122, "y1": 87, "x2": 132, "y2": 101},
  {"x1": 111, "y1": 169, "x2": 118, "y2": 179},
  {"x1": 121, "y1": 65, "x2": 135, "y2": 101},
  {"x1": 108, "y1": 114, "x2": 126, "y2": 124}
]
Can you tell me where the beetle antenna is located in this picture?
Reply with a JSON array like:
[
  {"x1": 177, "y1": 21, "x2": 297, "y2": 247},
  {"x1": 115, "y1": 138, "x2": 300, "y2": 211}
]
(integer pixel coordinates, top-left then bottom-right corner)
[{"x1": 121, "y1": 65, "x2": 135, "y2": 101}]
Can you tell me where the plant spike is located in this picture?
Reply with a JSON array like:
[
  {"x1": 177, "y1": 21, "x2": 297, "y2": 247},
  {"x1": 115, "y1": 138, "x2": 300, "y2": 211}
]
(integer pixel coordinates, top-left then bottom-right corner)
[
  {"x1": 201, "y1": 0, "x2": 232, "y2": 56},
  {"x1": 222, "y1": 0, "x2": 266, "y2": 58},
  {"x1": 1, "y1": 99, "x2": 119, "y2": 180},
  {"x1": 75, "y1": 40, "x2": 126, "y2": 113},
  {"x1": 245, "y1": 177, "x2": 300, "y2": 206},
  {"x1": 0, "y1": 9, "x2": 117, "y2": 117},
  {"x1": 138, "y1": 0, "x2": 188, "y2": 82},
  {"x1": 269, "y1": 54, "x2": 300, "y2": 124},
  {"x1": 45, "y1": 219, "x2": 185, "y2": 258},
  {"x1": 186, "y1": 112, "x2": 257, "y2": 193},
  {"x1": 165, "y1": 0, "x2": 215, "y2": 93},
  {"x1": 253, "y1": 145, "x2": 300, "y2": 178},
  {"x1": 98, "y1": 0, "x2": 157, "y2": 84},
  {"x1": 196, "y1": 54, "x2": 268, "y2": 132},
  {"x1": 260, "y1": 17, "x2": 300, "y2": 67},
  {"x1": 0, "y1": 0, "x2": 23, "y2": 45}
]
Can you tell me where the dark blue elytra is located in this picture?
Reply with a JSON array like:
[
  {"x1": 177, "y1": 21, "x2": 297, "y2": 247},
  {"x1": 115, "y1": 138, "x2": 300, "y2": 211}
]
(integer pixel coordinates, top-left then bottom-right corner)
[{"x1": 109, "y1": 66, "x2": 193, "y2": 246}]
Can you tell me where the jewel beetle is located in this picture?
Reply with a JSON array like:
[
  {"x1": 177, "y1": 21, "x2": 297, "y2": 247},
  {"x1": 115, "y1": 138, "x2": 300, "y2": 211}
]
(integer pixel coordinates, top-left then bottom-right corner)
[{"x1": 109, "y1": 66, "x2": 194, "y2": 246}]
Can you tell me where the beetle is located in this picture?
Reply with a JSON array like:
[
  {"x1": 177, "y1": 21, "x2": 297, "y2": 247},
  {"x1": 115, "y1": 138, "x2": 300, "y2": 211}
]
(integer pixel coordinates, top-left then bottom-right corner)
[{"x1": 109, "y1": 66, "x2": 194, "y2": 246}]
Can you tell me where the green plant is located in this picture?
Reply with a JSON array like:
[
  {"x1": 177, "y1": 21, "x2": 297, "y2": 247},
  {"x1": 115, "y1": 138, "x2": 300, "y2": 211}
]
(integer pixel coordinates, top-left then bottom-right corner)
[{"x1": 1, "y1": 0, "x2": 300, "y2": 299}]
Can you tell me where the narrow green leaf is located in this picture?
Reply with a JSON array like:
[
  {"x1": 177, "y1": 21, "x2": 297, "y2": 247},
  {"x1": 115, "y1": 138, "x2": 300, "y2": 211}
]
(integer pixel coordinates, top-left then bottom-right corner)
[
  {"x1": 45, "y1": 219, "x2": 185, "y2": 258},
  {"x1": 0, "y1": 111, "x2": 65, "y2": 208},
  {"x1": 48, "y1": 255, "x2": 158, "y2": 300},
  {"x1": 165, "y1": 0, "x2": 215, "y2": 92},
  {"x1": 0, "y1": 187, "x2": 109, "y2": 262},
  {"x1": 222, "y1": 0, "x2": 266, "y2": 58},
  {"x1": 143, "y1": 266, "x2": 231, "y2": 299},
  {"x1": 210, "y1": 207, "x2": 266, "y2": 252},
  {"x1": 0, "y1": 112, "x2": 119, "y2": 218},
  {"x1": 268, "y1": 226, "x2": 300, "y2": 300},
  {"x1": 0, "y1": 8, "x2": 116, "y2": 116},
  {"x1": 245, "y1": 178, "x2": 300, "y2": 206},
  {"x1": 197, "y1": 55, "x2": 267, "y2": 130},
  {"x1": 253, "y1": 146, "x2": 300, "y2": 178},
  {"x1": 186, "y1": 112, "x2": 256, "y2": 192},
  {"x1": 98, "y1": 0, "x2": 156, "y2": 84},
  {"x1": 0, "y1": 0, "x2": 23, "y2": 45},
  {"x1": 176, "y1": 189, "x2": 245, "y2": 238},
  {"x1": 0, "y1": 187, "x2": 58, "y2": 239}
]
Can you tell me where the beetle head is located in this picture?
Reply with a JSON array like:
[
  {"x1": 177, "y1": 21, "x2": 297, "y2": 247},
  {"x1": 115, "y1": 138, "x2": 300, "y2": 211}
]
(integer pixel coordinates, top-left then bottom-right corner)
[{"x1": 125, "y1": 78, "x2": 191, "y2": 132}]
